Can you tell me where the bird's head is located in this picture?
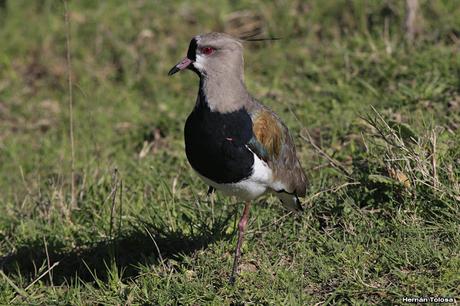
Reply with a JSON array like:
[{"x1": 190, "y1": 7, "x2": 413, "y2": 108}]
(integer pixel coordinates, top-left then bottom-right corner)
[{"x1": 168, "y1": 33, "x2": 244, "y2": 79}]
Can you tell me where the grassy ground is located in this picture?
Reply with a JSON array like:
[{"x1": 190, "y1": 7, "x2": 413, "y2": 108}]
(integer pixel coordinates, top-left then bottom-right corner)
[{"x1": 0, "y1": 0, "x2": 459, "y2": 305}]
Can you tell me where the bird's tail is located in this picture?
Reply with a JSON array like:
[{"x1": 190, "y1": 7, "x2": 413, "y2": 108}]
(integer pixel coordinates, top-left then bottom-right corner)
[{"x1": 276, "y1": 191, "x2": 303, "y2": 212}]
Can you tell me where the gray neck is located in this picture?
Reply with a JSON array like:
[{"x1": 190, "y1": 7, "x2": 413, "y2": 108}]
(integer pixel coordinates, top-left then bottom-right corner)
[{"x1": 198, "y1": 72, "x2": 250, "y2": 113}]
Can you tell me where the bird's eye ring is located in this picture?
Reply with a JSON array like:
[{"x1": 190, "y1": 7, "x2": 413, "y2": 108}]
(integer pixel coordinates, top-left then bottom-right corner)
[{"x1": 200, "y1": 47, "x2": 215, "y2": 55}]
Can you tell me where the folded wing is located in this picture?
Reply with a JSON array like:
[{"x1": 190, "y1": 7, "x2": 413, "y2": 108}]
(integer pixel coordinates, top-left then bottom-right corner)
[{"x1": 246, "y1": 106, "x2": 308, "y2": 211}]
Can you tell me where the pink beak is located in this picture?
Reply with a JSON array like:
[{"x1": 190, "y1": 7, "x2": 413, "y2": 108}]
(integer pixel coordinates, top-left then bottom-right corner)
[{"x1": 168, "y1": 57, "x2": 193, "y2": 76}]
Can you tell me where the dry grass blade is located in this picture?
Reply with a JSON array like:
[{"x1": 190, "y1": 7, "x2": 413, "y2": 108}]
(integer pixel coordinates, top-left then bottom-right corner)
[
  {"x1": 307, "y1": 182, "x2": 361, "y2": 202},
  {"x1": 64, "y1": 0, "x2": 76, "y2": 209},
  {"x1": 23, "y1": 262, "x2": 60, "y2": 292},
  {"x1": 430, "y1": 129, "x2": 439, "y2": 188},
  {"x1": 143, "y1": 225, "x2": 167, "y2": 273},
  {"x1": 43, "y1": 237, "x2": 54, "y2": 288},
  {"x1": 300, "y1": 128, "x2": 353, "y2": 179},
  {"x1": 108, "y1": 169, "x2": 120, "y2": 239}
]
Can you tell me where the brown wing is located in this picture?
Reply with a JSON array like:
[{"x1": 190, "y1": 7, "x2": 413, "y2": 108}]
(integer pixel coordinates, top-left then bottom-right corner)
[{"x1": 249, "y1": 107, "x2": 308, "y2": 197}]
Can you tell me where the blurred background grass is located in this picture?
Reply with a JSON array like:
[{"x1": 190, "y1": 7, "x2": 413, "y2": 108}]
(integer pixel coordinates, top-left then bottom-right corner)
[{"x1": 0, "y1": 0, "x2": 459, "y2": 304}]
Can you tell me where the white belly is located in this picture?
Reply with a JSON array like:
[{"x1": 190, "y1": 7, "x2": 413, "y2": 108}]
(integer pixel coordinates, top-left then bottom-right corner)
[{"x1": 197, "y1": 153, "x2": 273, "y2": 201}]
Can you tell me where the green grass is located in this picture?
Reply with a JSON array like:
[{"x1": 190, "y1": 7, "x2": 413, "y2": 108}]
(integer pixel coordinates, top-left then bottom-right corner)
[{"x1": 0, "y1": 0, "x2": 459, "y2": 305}]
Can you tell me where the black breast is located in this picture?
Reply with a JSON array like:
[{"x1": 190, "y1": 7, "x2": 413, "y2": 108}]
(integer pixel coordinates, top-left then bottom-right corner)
[{"x1": 184, "y1": 101, "x2": 254, "y2": 184}]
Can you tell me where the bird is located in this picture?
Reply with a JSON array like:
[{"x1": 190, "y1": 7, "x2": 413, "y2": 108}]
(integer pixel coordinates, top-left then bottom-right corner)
[{"x1": 168, "y1": 32, "x2": 307, "y2": 283}]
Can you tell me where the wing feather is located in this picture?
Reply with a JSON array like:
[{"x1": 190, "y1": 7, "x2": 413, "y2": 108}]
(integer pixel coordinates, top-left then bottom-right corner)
[{"x1": 247, "y1": 107, "x2": 308, "y2": 197}]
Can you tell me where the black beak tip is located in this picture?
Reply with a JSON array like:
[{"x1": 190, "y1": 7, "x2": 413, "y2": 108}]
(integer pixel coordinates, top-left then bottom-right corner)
[{"x1": 168, "y1": 66, "x2": 180, "y2": 76}]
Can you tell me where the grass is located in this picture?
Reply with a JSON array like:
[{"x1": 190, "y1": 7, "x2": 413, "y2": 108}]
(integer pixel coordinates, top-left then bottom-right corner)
[{"x1": 0, "y1": 0, "x2": 459, "y2": 304}]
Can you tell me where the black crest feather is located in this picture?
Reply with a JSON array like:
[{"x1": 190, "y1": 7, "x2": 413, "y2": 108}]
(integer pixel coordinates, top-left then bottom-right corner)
[
  {"x1": 238, "y1": 32, "x2": 280, "y2": 42},
  {"x1": 243, "y1": 37, "x2": 281, "y2": 42}
]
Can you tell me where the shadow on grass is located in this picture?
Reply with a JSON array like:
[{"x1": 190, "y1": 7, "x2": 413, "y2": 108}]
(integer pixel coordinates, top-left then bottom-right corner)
[{"x1": 0, "y1": 215, "x2": 234, "y2": 284}]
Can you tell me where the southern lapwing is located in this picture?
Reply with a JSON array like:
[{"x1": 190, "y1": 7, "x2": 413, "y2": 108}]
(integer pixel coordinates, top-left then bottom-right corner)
[{"x1": 168, "y1": 32, "x2": 308, "y2": 283}]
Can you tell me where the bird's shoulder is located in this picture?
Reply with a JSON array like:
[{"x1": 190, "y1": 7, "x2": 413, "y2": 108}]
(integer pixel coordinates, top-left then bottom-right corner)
[{"x1": 245, "y1": 100, "x2": 287, "y2": 160}]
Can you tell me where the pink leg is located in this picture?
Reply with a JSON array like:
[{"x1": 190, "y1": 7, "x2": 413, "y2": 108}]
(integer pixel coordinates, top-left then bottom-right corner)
[{"x1": 229, "y1": 202, "x2": 251, "y2": 284}]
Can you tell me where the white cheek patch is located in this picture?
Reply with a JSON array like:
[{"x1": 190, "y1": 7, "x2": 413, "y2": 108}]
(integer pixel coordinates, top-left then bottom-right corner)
[{"x1": 193, "y1": 54, "x2": 205, "y2": 71}]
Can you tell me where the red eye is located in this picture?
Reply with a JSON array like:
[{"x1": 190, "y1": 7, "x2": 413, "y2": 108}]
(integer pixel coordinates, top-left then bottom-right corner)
[{"x1": 200, "y1": 47, "x2": 215, "y2": 55}]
